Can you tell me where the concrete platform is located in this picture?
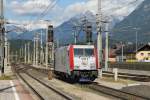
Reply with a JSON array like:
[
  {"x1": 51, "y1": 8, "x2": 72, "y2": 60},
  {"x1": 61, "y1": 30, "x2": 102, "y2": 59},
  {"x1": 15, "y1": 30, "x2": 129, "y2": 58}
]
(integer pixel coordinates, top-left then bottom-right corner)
[
  {"x1": 95, "y1": 78, "x2": 127, "y2": 89},
  {"x1": 95, "y1": 68, "x2": 150, "y2": 90},
  {"x1": 0, "y1": 80, "x2": 34, "y2": 100},
  {"x1": 95, "y1": 77, "x2": 150, "y2": 99}
]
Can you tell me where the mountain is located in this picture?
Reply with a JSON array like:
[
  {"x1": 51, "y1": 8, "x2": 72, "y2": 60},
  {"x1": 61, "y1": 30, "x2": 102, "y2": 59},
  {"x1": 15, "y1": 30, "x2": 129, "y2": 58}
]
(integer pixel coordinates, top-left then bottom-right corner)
[
  {"x1": 54, "y1": 11, "x2": 97, "y2": 45},
  {"x1": 111, "y1": 0, "x2": 150, "y2": 43},
  {"x1": 11, "y1": 11, "x2": 98, "y2": 44},
  {"x1": 54, "y1": 11, "x2": 122, "y2": 45},
  {"x1": 7, "y1": 11, "x2": 122, "y2": 45},
  {"x1": 6, "y1": 25, "x2": 21, "y2": 40},
  {"x1": 16, "y1": 29, "x2": 46, "y2": 40}
]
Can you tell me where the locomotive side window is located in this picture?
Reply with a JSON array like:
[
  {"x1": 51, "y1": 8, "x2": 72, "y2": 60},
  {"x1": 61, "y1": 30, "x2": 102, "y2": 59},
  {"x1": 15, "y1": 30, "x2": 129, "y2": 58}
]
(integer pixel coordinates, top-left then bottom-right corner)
[{"x1": 74, "y1": 48, "x2": 94, "y2": 56}]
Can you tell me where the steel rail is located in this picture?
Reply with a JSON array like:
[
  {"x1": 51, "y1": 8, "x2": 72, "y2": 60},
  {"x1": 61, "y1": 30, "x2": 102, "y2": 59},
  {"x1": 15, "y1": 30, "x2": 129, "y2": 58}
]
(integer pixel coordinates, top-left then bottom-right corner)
[
  {"x1": 15, "y1": 64, "x2": 75, "y2": 100},
  {"x1": 17, "y1": 73, "x2": 45, "y2": 100},
  {"x1": 89, "y1": 83, "x2": 150, "y2": 100},
  {"x1": 25, "y1": 72, "x2": 75, "y2": 100}
]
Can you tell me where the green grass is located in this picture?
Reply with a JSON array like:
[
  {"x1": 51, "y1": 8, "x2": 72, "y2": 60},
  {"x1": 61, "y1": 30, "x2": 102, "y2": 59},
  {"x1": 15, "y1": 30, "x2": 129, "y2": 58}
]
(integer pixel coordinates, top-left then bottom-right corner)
[{"x1": 0, "y1": 75, "x2": 12, "y2": 80}]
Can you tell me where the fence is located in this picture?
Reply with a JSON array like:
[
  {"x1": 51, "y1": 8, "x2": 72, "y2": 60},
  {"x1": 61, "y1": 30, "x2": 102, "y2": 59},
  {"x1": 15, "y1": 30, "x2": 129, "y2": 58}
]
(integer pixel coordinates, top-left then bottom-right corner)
[{"x1": 108, "y1": 62, "x2": 150, "y2": 71}]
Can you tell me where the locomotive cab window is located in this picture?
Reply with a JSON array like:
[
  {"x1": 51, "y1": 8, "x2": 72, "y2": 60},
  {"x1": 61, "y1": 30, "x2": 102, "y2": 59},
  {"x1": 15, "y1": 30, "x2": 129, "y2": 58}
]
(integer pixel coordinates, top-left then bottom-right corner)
[
  {"x1": 74, "y1": 48, "x2": 94, "y2": 56},
  {"x1": 85, "y1": 49, "x2": 94, "y2": 56}
]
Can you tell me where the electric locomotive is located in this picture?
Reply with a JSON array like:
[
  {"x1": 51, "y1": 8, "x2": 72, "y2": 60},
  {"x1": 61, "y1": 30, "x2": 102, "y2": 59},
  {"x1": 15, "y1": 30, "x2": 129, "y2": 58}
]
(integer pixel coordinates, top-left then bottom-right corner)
[{"x1": 54, "y1": 44, "x2": 99, "y2": 82}]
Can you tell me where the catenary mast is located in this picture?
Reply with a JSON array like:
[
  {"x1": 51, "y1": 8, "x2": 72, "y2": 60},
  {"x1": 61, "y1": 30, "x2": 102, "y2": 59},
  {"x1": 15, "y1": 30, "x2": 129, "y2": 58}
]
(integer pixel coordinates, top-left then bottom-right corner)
[
  {"x1": 97, "y1": 0, "x2": 103, "y2": 73},
  {"x1": 0, "y1": 0, "x2": 5, "y2": 75}
]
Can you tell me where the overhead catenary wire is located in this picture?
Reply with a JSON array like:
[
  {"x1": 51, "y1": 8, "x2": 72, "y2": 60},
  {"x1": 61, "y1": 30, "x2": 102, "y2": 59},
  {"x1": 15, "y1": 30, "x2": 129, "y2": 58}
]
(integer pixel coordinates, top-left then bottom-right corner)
[
  {"x1": 14, "y1": 0, "x2": 60, "y2": 32},
  {"x1": 35, "y1": 0, "x2": 59, "y2": 20}
]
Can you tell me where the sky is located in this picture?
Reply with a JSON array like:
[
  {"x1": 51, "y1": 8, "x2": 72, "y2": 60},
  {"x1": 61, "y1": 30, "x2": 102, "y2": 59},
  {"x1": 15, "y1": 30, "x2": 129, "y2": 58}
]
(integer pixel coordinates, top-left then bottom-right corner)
[{"x1": 4, "y1": 0, "x2": 144, "y2": 30}]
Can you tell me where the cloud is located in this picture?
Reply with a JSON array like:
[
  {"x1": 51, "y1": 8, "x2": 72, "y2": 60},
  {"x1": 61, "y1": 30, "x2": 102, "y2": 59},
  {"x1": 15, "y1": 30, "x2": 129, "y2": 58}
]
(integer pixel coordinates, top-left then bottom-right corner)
[
  {"x1": 101, "y1": 0, "x2": 144, "y2": 18},
  {"x1": 7, "y1": 19, "x2": 51, "y2": 30},
  {"x1": 50, "y1": 0, "x2": 144, "y2": 26},
  {"x1": 10, "y1": 0, "x2": 53, "y2": 16},
  {"x1": 9, "y1": 0, "x2": 144, "y2": 28}
]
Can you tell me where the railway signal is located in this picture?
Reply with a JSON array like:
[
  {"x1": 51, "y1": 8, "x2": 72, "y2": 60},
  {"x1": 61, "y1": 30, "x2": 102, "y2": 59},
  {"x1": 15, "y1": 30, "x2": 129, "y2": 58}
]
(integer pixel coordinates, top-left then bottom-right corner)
[
  {"x1": 48, "y1": 25, "x2": 54, "y2": 43},
  {"x1": 82, "y1": 17, "x2": 93, "y2": 44},
  {"x1": 86, "y1": 25, "x2": 93, "y2": 44},
  {"x1": 45, "y1": 25, "x2": 54, "y2": 68}
]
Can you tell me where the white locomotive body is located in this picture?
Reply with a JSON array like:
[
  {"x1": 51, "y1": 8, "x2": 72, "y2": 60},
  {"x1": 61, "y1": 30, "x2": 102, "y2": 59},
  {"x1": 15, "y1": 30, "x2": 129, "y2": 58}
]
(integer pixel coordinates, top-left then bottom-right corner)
[{"x1": 54, "y1": 45, "x2": 99, "y2": 82}]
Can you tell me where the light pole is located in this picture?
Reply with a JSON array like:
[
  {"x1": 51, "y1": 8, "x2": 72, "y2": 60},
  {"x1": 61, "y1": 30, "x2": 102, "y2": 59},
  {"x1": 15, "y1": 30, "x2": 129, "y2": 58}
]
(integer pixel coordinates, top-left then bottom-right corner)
[
  {"x1": 40, "y1": 30, "x2": 44, "y2": 65},
  {"x1": 7, "y1": 42, "x2": 10, "y2": 65},
  {"x1": 24, "y1": 43, "x2": 27, "y2": 63},
  {"x1": 136, "y1": 30, "x2": 138, "y2": 52},
  {"x1": 132, "y1": 27, "x2": 140, "y2": 52},
  {"x1": 35, "y1": 33, "x2": 39, "y2": 67},
  {"x1": 4, "y1": 36, "x2": 8, "y2": 69},
  {"x1": 45, "y1": 28, "x2": 48, "y2": 68},
  {"x1": 121, "y1": 42, "x2": 124, "y2": 62},
  {"x1": 19, "y1": 48, "x2": 21, "y2": 62},
  {"x1": 57, "y1": 39, "x2": 59, "y2": 48},
  {"x1": 33, "y1": 38, "x2": 35, "y2": 66},
  {"x1": 27, "y1": 42, "x2": 30, "y2": 64}
]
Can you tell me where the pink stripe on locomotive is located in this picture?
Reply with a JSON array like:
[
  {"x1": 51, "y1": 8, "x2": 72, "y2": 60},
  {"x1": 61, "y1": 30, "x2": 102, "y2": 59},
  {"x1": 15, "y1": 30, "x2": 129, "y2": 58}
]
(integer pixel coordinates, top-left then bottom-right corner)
[
  {"x1": 69, "y1": 45, "x2": 74, "y2": 71},
  {"x1": 94, "y1": 47, "x2": 100, "y2": 69}
]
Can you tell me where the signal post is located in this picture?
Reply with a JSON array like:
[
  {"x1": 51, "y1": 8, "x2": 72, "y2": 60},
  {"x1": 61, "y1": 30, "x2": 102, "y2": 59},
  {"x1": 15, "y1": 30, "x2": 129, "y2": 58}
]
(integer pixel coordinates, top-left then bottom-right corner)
[{"x1": 46, "y1": 25, "x2": 54, "y2": 80}]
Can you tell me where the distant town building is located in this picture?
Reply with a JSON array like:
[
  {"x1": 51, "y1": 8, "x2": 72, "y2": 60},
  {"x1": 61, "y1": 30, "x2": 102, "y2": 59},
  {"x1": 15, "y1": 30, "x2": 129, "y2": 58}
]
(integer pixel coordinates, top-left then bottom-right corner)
[
  {"x1": 115, "y1": 44, "x2": 136, "y2": 62},
  {"x1": 103, "y1": 48, "x2": 117, "y2": 63},
  {"x1": 136, "y1": 43, "x2": 150, "y2": 62}
]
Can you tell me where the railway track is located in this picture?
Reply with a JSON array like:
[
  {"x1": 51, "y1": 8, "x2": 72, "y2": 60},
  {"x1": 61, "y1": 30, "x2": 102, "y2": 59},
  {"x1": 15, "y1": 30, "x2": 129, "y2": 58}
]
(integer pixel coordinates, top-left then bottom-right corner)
[
  {"x1": 30, "y1": 65, "x2": 150, "y2": 82},
  {"x1": 28, "y1": 64, "x2": 150, "y2": 82},
  {"x1": 15, "y1": 64, "x2": 150, "y2": 99},
  {"x1": 89, "y1": 83, "x2": 150, "y2": 100},
  {"x1": 103, "y1": 71, "x2": 150, "y2": 82},
  {"x1": 15, "y1": 66, "x2": 76, "y2": 100},
  {"x1": 18, "y1": 73, "x2": 45, "y2": 100}
]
